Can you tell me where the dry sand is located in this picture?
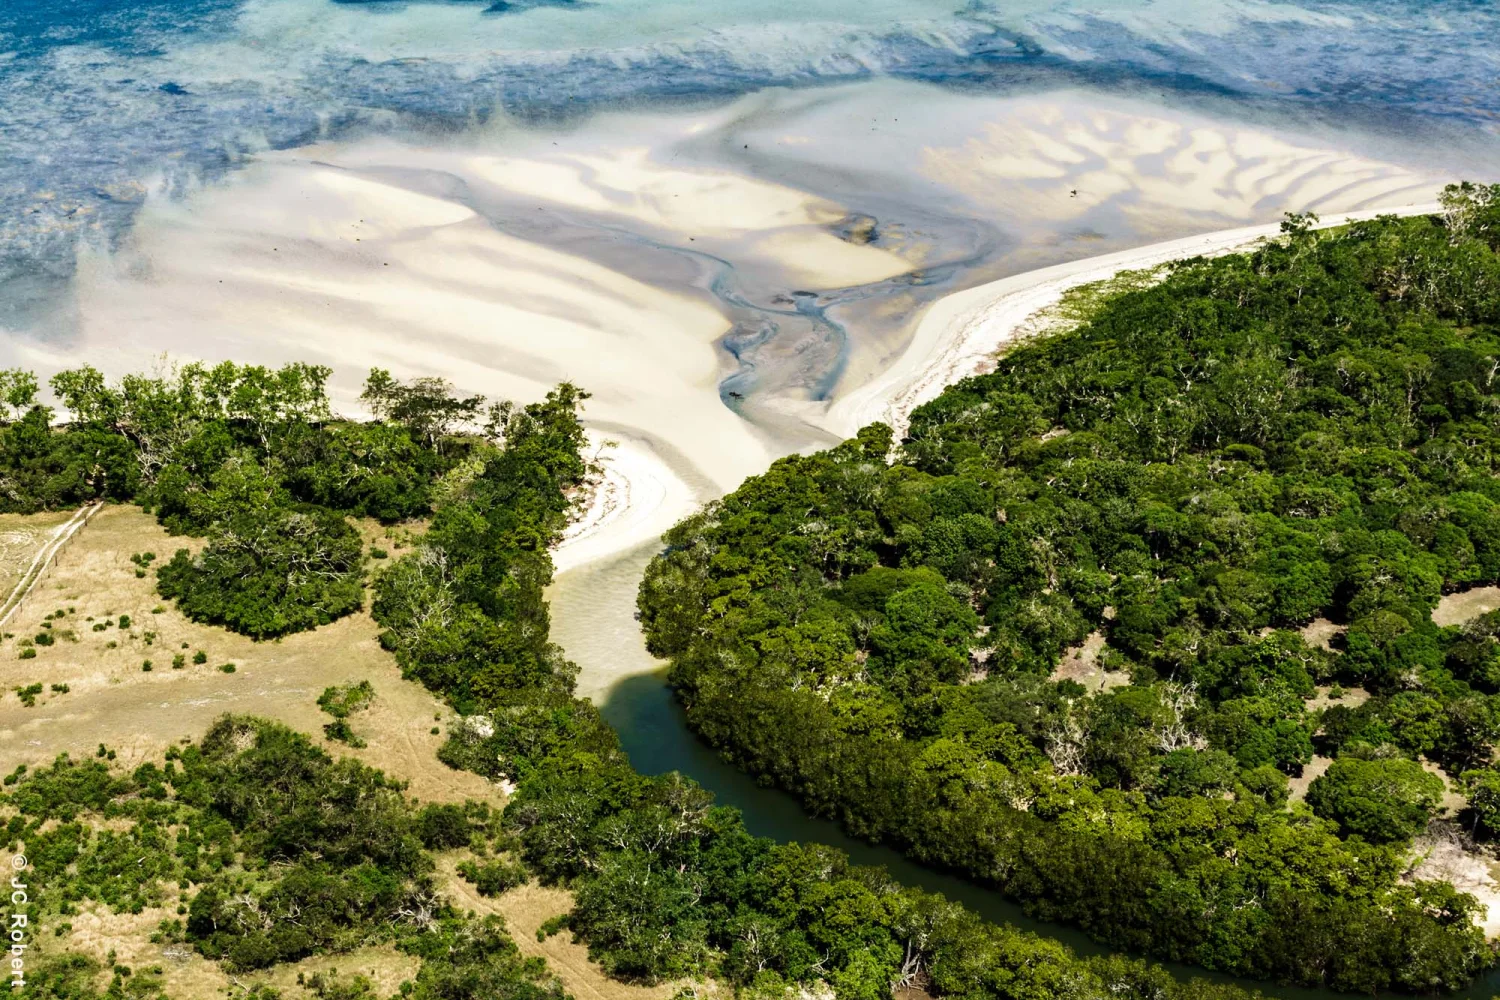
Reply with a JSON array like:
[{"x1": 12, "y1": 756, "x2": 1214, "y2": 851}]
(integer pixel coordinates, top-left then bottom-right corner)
[{"x1": 552, "y1": 431, "x2": 696, "y2": 577}]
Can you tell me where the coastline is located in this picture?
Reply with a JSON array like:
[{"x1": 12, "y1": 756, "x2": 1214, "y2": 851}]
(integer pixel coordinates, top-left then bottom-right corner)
[
  {"x1": 551, "y1": 431, "x2": 696, "y2": 577},
  {"x1": 823, "y1": 202, "x2": 1443, "y2": 445},
  {"x1": 553, "y1": 201, "x2": 1443, "y2": 573}
]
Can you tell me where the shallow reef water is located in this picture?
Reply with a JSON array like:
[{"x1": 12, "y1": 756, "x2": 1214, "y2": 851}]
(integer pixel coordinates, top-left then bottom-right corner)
[{"x1": 4, "y1": 0, "x2": 1500, "y2": 309}]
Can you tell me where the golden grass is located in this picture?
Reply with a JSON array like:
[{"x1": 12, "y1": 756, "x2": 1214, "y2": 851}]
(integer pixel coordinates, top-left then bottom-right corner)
[
  {"x1": 0, "y1": 504, "x2": 495, "y2": 803},
  {"x1": 54, "y1": 901, "x2": 421, "y2": 998},
  {"x1": 0, "y1": 510, "x2": 75, "y2": 614},
  {"x1": 434, "y1": 855, "x2": 697, "y2": 1000}
]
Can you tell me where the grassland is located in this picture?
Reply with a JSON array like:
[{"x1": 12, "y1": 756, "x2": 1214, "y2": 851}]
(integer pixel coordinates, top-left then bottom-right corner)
[{"x1": 0, "y1": 504, "x2": 684, "y2": 1000}]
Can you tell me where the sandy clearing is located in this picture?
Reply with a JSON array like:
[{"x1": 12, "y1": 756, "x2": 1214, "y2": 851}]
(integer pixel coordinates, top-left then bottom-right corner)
[
  {"x1": 0, "y1": 505, "x2": 501, "y2": 809},
  {"x1": 1435, "y1": 587, "x2": 1500, "y2": 627},
  {"x1": 1304, "y1": 685, "x2": 1370, "y2": 713},
  {"x1": 436, "y1": 857, "x2": 691, "y2": 1000},
  {"x1": 1407, "y1": 824, "x2": 1500, "y2": 940},
  {"x1": 1049, "y1": 632, "x2": 1130, "y2": 693}
]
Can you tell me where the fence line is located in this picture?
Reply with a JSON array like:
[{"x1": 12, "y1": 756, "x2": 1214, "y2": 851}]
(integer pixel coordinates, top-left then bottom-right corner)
[{"x1": 0, "y1": 502, "x2": 103, "y2": 630}]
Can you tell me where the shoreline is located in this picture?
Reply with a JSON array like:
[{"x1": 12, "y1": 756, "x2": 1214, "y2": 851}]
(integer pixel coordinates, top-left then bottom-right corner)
[
  {"x1": 552, "y1": 201, "x2": 1442, "y2": 575},
  {"x1": 550, "y1": 431, "x2": 696, "y2": 578},
  {"x1": 823, "y1": 202, "x2": 1442, "y2": 444}
]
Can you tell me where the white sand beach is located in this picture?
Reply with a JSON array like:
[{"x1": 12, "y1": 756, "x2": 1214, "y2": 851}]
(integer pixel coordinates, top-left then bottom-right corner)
[
  {"x1": 1, "y1": 84, "x2": 1453, "y2": 574},
  {"x1": 824, "y1": 201, "x2": 1443, "y2": 445}
]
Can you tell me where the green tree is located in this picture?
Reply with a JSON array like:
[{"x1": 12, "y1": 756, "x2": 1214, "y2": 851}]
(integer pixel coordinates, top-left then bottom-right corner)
[{"x1": 1306, "y1": 756, "x2": 1445, "y2": 843}]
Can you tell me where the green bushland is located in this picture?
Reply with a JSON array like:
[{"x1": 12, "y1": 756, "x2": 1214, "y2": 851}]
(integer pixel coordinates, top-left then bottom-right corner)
[
  {"x1": 638, "y1": 189, "x2": 1500, "y2": 992},
  {"x1": 2, "y1": 719, "x2": 563, "y2": 1000},
  {"x1": 361, "y1": 377, "x2": 1273, "y2": 1000},
  {"x1": 0, "y1": 362, "x2": 517, "y2": 640},
  {"x1": 5, "y1": 360, "x2": 1277, "y2": 1000}
]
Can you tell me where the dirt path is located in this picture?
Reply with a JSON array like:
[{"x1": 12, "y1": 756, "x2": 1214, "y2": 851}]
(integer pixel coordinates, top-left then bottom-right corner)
[{"x1": 0, "y1": 502, "x2": 101, "y2": 628}]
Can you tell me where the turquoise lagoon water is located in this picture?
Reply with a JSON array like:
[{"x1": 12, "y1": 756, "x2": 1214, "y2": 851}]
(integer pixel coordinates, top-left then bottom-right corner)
[{"x1": 4, "y1": 0, "x2": 1500, "y2": 319}]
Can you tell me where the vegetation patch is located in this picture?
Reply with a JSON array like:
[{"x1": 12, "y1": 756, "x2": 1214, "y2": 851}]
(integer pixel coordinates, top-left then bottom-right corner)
[
  {"x1": 638, "y1": 191, "x2": 1500, "y2": 993},
  {"x1": 2, "y1": 718, "x2": 565, "y2": 1000},
  {"x1": 318, "y1": 680, "x2": 376, "y2": 747}
]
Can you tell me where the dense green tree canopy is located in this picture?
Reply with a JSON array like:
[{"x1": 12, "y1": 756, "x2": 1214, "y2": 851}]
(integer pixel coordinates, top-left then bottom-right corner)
[
  {"x1": 1305, "y1": 755, "x2": 1445, "y2": 843},
  {"x1": 638, "y1": 192, "x2": 1500, "y2": 991}
]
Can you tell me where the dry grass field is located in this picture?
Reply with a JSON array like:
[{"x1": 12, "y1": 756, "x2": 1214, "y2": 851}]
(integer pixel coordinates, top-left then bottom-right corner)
[
  {"x1": 0, "y1": 504, "x2": 684, "y2": 1000},
  {"x1": 60, "y1": 901, "x2": 422, "y2": 999},
  {"x1": 0, "y1": 510, "x2": 76, "y2": 617},
  {"x1": 0, "y1": 504, "x2": 492, "y2": 806},
  {"x1": 434, "y1": 854, "x2": 699, "y2": 1000}
]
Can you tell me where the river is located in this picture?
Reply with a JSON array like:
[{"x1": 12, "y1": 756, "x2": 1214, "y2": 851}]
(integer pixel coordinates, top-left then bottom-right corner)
[{"x1": 546, "y1": 542, "x2": 1500, "y2": 1000}]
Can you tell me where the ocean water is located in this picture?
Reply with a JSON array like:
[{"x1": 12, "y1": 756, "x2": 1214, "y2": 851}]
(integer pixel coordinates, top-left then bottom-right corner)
[{"x1": 3, "y1": 0, "x2": 1499, "y2": 320}]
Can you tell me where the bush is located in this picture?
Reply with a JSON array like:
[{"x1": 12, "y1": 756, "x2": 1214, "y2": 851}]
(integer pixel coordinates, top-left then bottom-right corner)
[
  {"x1": 318, "y1": 681, "x2": 374, "y2": 746},
  {"x1": 455, "y1": 858, "x2": 526, "y2": 896},
  {"x1": 158, "y1": 504, "x2": 364, "y2": 640},
  {"x1": 415, "y1": 804, "x2": 471, "y2": 850},
  {"x1": 1306, "y1": 755, "x2": 1446, "y2": 843}
]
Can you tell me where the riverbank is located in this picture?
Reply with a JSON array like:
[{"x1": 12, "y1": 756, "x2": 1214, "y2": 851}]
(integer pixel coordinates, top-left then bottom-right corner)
[{"x1": 553, "y1": 200, "x2": 1442, "y2": 572}]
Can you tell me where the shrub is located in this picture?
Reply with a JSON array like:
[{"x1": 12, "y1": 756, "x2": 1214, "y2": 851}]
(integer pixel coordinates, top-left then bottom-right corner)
[
  {"x1": 158, "y1": 504, "x2": 364, "y2": 640},
  {"x1": 455, "y1": 858, "x2": 526, "y2": 896},
  {"x1": 1306, "y1": 755, "x2": 1446, "y2": 843}
]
